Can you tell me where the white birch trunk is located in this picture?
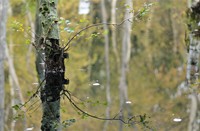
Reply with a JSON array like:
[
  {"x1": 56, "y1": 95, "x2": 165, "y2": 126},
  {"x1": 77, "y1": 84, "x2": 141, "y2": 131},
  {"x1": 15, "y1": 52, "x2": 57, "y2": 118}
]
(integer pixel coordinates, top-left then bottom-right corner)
[
  {"x1": 186, "y1": 35, "x2": 200, "y2": 84},
  {"x1": 144, "y1": 7, "x2": 154, "y2": 63},
  {"x1": 23, "y1": 0, "x2": 35, "y2": 69},
  {"x1": 0, "y1": 0, "x2": 8, "y2": 130},
  {"x1": 10, "y1": 78, "x2": 16, "y2": 131},
  {"x1": 101, "y1": 0, "x2": 111, "y2": 130},
  {"x1": 36, "y1": 0, "x2": 65, "y2": 130},
  {"x1": 119, "y1": 0, "x2": 133, "y2": 130},
  {"x1": 187, "y1": 1, "x2": 200, "y2": 131},
  {"x1": 5, "y1": 42, "x2": 27, "y2": 131},
  {"x1": 6, "y1": 3, "x2": 27, "y2": 130},
  {"x1": 187, "y1": 35, "x2": 200, "y2": 131},
  {"x1": 8, "y1": 38, "x2": 16, "y2": 131},
  {"x1": 188, "y1": 93, "x2": 200, "y2": 131},
  {"x1": 111, "y1": 0, "x2": 119, "y2": 67},
  {"x1": 169, "y1": 9, "x2": 179, "y2": 53}
]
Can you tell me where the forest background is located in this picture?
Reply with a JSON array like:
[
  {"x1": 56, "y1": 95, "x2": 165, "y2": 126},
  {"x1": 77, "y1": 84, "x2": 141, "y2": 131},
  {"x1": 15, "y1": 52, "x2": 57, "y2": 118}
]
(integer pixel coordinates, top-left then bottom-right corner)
[{"x1": 0, "y1": 0, "x2": 197, "y2": 130}]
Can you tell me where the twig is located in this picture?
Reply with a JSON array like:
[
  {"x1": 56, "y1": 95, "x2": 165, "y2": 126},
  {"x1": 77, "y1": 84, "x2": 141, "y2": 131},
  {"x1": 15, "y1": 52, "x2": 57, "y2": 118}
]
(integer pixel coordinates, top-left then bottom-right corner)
[
  {"x1": 63, "y1": 12, "x2": 142, "y2": 51},
  {"x1": 62, "y1": 89, "x2": 142, "y2": 125}
]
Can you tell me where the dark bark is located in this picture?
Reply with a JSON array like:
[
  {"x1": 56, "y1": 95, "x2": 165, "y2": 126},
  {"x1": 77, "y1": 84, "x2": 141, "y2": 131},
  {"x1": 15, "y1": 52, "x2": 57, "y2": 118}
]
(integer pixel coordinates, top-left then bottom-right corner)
[{"x1": 35, "y1": 0, "x2": 69, "y2": 130}]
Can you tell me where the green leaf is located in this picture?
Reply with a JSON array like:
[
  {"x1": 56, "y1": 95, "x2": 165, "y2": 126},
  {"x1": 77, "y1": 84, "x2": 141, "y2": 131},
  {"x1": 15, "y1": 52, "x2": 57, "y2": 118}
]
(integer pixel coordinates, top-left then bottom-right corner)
[
  {"x1": 79, "y1": 18, "x2": 88, "y2": 23},
  {"x1": 12, "y1": 104, "x2": 20, "y2": 111},
  {"x1": 13, "y1": 114, "x2": 24, "y2": 120},
  {"x1": 103, "y1": 102, "x2": 108, "y2": 106},
  {"x1": 27, "y1": 91, "x2": 32, "y2": 96},
  {"x1": 62, "y1": 119, "x2": 76, "y2": 127},
  {"x1": 81, "y1": 113, "x2": 88, "y2": 119}
]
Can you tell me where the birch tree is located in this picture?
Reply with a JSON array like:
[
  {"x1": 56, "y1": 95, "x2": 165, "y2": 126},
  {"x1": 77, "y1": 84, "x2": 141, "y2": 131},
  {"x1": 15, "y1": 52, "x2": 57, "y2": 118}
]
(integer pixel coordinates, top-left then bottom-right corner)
[
  {"x1": 186, "y1": 0, "x2": 200, "y2": 131},
  {"x1": 111, "y1": 0, "x2": 119, "y2": 66},
  {"x1": 35, "y1": 0, "x2": 69, "y2": 130},
  {"x1": 7, "y1": 3, "x2": 28, "y2": 130},
  {"x1": 0, "y1": 0, "x2": 8, "y2": 130},
  {"x1": 100, "y1": 0, "x2": 111, "y2": 130},
  {"x1": 23, "y1": 0, "x2": 35, "y2": 69},
  {"x1": 118, "y1": 0, "x2": 133, "y2": 130}
]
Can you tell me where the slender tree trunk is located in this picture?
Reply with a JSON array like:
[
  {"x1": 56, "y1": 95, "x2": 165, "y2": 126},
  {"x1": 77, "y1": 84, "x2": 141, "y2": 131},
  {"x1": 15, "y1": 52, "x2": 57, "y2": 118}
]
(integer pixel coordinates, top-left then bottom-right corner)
[
  {"x1": 23, "y1": 0, "x2": 35, "y2": 69},
  {"x1": 0, "y1": 0, "x2": 8, "y2": 130},
  {"x1": 188, "y1": 93, "x2": 200, "y2": 131},
  {"x1": 8, "y1": 37, "x2": 16, "y2": 131},
  {"x1": 36, "y1": 0, "x2": 68, "y2": 130},
  {"x1": 35, "y1": 0, "x2": 45, "y2": 84},
  {"x1": 111, "y1": 0, "x2": 119, "y2": 67},
  {"x1": 169, "y1": 8, "x2": 179, "y2": 53},
  {"x1": 186, "y1": 1, "x2": 200, "y2": 131},
  {"x1": 10, "y1": 77, "x2": 15, "y2": 131},
  {"x1": 101, "y1": 0, "x2": 111, "y2": 130},
  {"x1": 144, "y1": 6, "x2": 154, "y2": 65},
  {"x1": 118, "y1": 0, "x2": 133, "y2": 130},
  {"x1": 6, "y1": 3, "x2": 27, "y2": 130},
  {"x1": 5, "y1": 42, "x2": 27, "y2": 131},
  {"x1": 187, "y1": 35, "x2": 200, "y2": 131},
  {"x1": 188, "y1": 0, "x2": 192, "y2": 8}
]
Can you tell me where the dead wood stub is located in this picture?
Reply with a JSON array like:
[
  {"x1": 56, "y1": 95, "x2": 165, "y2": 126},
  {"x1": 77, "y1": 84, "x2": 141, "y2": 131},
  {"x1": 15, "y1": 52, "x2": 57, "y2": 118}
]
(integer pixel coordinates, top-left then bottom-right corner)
[{"x1": 41, "y1": 38, "x2": 69, "y2": 102}]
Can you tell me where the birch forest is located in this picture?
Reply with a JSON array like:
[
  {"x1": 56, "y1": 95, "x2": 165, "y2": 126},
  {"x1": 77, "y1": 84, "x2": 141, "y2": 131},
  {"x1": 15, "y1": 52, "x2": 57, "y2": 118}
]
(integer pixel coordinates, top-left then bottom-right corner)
[{"x1": 0, "y1": 0, "x2": 200, "y2": 131}]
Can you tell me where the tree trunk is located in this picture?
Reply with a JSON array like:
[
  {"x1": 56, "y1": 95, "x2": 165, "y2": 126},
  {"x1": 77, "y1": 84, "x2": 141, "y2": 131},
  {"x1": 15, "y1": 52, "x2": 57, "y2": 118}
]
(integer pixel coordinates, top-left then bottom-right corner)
[
  {"x1": 169, "y1": 8, "x2": 179, "y2": 53},
  {"x1": 111, "y1": 0, "x2": 119, "y2": 67},
  {"x1": 188, "y1": 93, "x2": 200, "y2": 131},
  {"x1": 23, "y1": 0, "x2": 35, "y2": 70},
  {"x1": 118, "y1": 0, "x2": 133, "y2": 130},
  {"x1": 101, "y1": 0, "x2": 111, "y2": 130},
  {"x1": 35, "y1": 0, "x2": 45, "y2": 84},
  {"x1": 144, "y1": 6, "x2": 154, "y2": 64},
  {"x1": 187, "y1": 35, "x2": 200, "y2": 131},
  {"x1": 0, "y1": 0, "x2": 8, "y2": 130},
  {"x1": 186, "y1": 1, "x2": 200, "y2": 131},
  {"x1": 5, "y1": 42, "x2": 27, "y2": 131},
  {"x1": 7, "y1": 3, "x2": 28, "y2": 130},
  {"x1": 36, "y1": 0, "x2": 69, "y2": 130}
]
